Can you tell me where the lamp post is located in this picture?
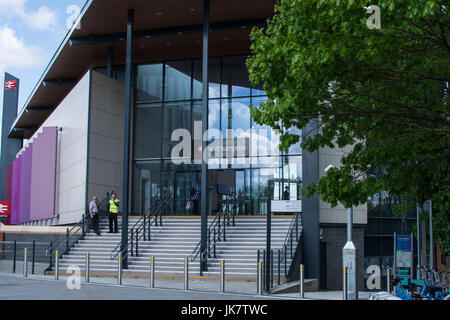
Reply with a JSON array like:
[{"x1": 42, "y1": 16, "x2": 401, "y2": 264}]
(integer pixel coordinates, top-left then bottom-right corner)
[{"x1": 325, "y1": 164, "x2": 357, "y2": 300}]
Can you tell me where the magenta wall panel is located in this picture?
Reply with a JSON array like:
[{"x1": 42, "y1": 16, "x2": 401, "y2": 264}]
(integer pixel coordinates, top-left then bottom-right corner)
[
  {"x1": 5, "y1": 126, "x2": 58, "y2": 225},
  {"x1": 30, "y1": 127, "x2": 58, "y2": 221},
  {"x1": 19, "y1": 144, "x2": 32, "y2": 224},
  {"x1": 4, "y1": 164, "x2": 12, "y2": 225},
  {"x1": 10, "y1": 154, "x2": 22, "y2": 225}
]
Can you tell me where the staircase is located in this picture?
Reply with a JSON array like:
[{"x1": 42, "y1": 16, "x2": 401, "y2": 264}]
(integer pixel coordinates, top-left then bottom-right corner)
[{"x1": 58, "y1": 216, "x2": 300, "y2": 280}]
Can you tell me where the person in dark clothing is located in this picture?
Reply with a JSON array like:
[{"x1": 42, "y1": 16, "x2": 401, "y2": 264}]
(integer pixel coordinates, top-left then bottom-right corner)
[
  {"x1": 190, "y1": 182, "x2": 201, "y2": 216},
  {"x1": 282, "y1": 186, "x2": 290, "y2": 200},
  {"x1": 89, "y1": 196, "x2": 101, "y2": 235}
]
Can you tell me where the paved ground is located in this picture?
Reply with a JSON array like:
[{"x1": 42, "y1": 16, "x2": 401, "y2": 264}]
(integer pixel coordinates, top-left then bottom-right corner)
[{"x1": 0, "y1": 272, "x2": 371, "y2": 300}]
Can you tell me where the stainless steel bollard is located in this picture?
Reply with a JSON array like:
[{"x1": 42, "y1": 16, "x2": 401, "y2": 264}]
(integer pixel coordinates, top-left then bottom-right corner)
[
  {"x1": 54, "y1": 250, "x2": 60, "y2": 280},
  {"x1": 220, "y1": 260, "x2": 225, "y2": 293},
  {"x1": 387, "y1": 268, "x2": 391, "y2": 293},
  {"x1": 150, "y1": 256, "x2": 155, "y2": 288},
  {"x1": 85, "y1": 252, "x2": 90, "y2": 283},
  {"x1": 299, "y1": 264, "x2": 305, "y2": 299},
  {"x1": 117, "y1": 254, "x2": 122, "y2": 285},
  {"x1": 257, "y1": 262, "x2": 263, "y2": 295},
  {"x1": 23, "y1": 248, "x2": 28, "y2": 278},
  {"x1": 343, "y1": 267, "x2": 348, "y2": 300},
  {"x1": 184, "y1": 257, "x2": 189, "y2": 291}
]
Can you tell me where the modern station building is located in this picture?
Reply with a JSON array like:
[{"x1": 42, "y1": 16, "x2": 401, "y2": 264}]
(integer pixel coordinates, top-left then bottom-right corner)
[{"x1": 0, "y1": 0, "x2": 369, "y2": 289}]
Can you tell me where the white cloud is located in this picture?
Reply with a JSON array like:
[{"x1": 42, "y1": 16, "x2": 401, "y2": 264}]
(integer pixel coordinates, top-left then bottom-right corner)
[
  {"x1": 25, "y1": 6, "x2": 57, "y2": 30},
  {"x1": 0, "y1": 26, "x2": 46, "y2": 75},
  {"x1": 0, "y1": 0, "x2": 57, "y2": 31}
]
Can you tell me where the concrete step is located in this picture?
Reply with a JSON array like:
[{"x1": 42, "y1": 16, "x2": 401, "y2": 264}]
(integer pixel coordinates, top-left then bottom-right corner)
[{"x1": 58, "y1": 216, "x2": 301, "y2": 280}]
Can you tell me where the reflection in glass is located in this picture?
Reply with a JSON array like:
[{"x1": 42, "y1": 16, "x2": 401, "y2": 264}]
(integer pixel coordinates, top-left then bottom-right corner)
[
  {"x1": 222, "y1": 56, "x2": 251, "y2": 98},
  {"x1": 134, "y1": 104, "x2": 163, "y2": 158},
  {"x1": 193, "y1": 58, "x2": 221, "y2": 99},
  {"x1": 137, "y1": 64, "x2": 163, "y2": 102},
  {"x1": 132, "y1": 160, "x2": 162, "y2": 215},
  {"x1": 165, "y1": 61, "x2": 191, "y2": 101},
  {"x1": 163, "y1": 102, "x2": 191, "y2": 159}
]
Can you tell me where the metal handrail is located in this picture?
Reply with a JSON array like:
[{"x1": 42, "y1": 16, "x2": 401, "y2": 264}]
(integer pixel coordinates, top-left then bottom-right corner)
[
  {"x1": 190, "y1": 195, "x2": 228, "y2": 262},
  {"x1": 45, "y1": 195, "x2": 109, "y2": 271},
  {"x1": 278, "y1": 212, "x2": 301, "y2": 279},
  {"x1": 111, "y1": 192, "x2": 172, "y2": 261},
  {"x1": 190, "y1": 192, "x2": 242, "y2": 263}
]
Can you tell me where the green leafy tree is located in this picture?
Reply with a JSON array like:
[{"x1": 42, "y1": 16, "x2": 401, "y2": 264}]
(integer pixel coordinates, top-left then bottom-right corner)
[{"x1": 247, "y1": 0, "x2": 449, "y2": 253}]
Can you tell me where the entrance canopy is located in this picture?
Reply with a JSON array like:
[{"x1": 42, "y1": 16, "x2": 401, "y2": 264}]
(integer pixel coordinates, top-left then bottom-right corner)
[{"x1": 9, "y1": 0, "x2": 276, "y2": 139}]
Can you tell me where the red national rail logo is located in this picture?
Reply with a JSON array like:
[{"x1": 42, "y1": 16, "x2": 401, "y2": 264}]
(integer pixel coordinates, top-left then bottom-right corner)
[
  {"x1": 5, "y1": 80, "x2": 17, "y2": 91},
  {"x1": 0, "y1": 201, "x2": 10, "y2": 217}
]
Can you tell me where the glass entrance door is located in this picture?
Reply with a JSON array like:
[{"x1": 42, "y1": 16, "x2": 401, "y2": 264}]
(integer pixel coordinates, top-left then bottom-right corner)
[
  {"x1": 235, "y1": 170, "x2": 247, "y2": 215},
  {"x1": 172, "y1": 170, "x2": 200, "y2": 215}
]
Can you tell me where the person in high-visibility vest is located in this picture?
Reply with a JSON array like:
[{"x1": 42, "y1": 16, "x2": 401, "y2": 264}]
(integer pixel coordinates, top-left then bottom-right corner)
[{"x1": 108, "y1": 193, "x2": 120, "y2": 233}]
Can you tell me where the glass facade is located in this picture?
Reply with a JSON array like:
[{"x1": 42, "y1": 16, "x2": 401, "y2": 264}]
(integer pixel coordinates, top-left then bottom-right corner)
[
  {"x1": 364, "y1": 193, "x2": 418, "y2": 287},
  {"x1": 132, "y1": 55, "x2": 302, "y2": 216}
]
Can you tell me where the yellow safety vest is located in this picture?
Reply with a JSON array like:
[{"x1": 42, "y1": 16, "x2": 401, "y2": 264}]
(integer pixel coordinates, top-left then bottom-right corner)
[{"x1": 109, "y1": 199, "x2": 120, "y2": 213}]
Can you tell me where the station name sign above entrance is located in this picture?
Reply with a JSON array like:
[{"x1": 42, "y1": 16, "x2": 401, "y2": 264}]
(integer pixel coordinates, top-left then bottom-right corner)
[
  {"x1": 5, "y1": 80, "x2": 17, "y2": 91},
  {"x1": 271, "y1": 200, "x2": 302, "y2": 213}
]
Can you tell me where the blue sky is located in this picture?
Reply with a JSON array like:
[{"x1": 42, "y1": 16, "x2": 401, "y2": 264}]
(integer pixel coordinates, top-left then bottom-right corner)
[{"x1": 0, "y1": 0, "x2": 87, "y2": 114}]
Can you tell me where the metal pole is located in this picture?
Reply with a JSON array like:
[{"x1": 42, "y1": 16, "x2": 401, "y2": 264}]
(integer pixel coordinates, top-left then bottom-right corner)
[
  {"x1": 347, "y1": 207, "x2": 353, "y2": 242},
  {"x1": 343, "y1": 267, "x2": 348, "y2": 300},
  {"x1": 416, "y1": 203, "x2": 420, "y2": 279},
  {"x1": 277, "y1": 249, "x2": 281, "y2": 285},
  {"x1": 118, "y1": 254, "x2": 123, "y2": 285},
  {"x1": 270, "y1": 249, "x2": 274, "y2": 289},
  {"x1": 143, "y1": 215, "x2": 146, "y2": 241},
  {"x1": 32, "y1": 241, "x2": 35, "y2": 275},
  {"x1": 184, "y1": 257, "x2": 189, "y2": 291},
  {"x1": 257, "y1": 249, "x2": 260, "y2": 292},
  {"x1": 299, "y1": 264, "x2": 305, "y2": 299},
  {"x1": 150, "y1": 256, "x2": 155, "y2": 288},
  {"x1": 262, "y1": 250, "x2": 266, "y2": 292},
  {"x1": 120, "y1": 8, "x2": 135, "y2": 270},
  {"x1": 13, "y1": 240, "x2": 16, "y2": 273},
  {"x1": 199, "y1": 0, "x2": 210, "y2": 276},
  {"x1": 429, "y1": 200, "x2": 434, "y2": 269},
  {"x1": 393, "y1": 232, "x2": 397, "y2": 279},
  {"x1": 343, "y1": 206, "x2": 357, "y2": 300},
  {"x1": 135, "y1": 230, "x2": 139, "y2": 257},
  {"x1": 85, "y1": 252, "x2": 90, "y2": 283},
  {"x1": 66, "y1": 228, "x2": 69, "y2": 254},
  {"x1": 55, "y1": 250, "x2": 59, "y2": 280},
  {"x1": 265, "y1": 187, "x2": 272, "y2": 293},
  {"x1": 387, "y1": 268, "x2": 391, "y2": 293},
  {"x1": 410, "y1": 233, "x2": 414, "y2": 280},
  {"x1": 130, "y1": 228, "x2": 134, "y2": 257},
  {"x1": 23, "y1": 248, "x2": 28, "y2": 278},
  {"x1": 257, "y1": 262, "x2": 263, "y2": 295},
  {"x1": 48, "y1": 242, "x2": 53, "y2": 272},
  {"x1": 220, "y1": 260, "x2": 225, "y2": 293}
]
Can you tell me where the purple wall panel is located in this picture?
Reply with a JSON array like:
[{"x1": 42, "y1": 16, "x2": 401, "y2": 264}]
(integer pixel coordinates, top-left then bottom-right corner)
[
  {"x1": 19, "y1": 144, "x2": 33, "y2": 224},
  {"x1": 4, "y1": 126, "x2": 58, "y2": 225},
  {"x1": 10, "y1": 154, "x2": 22, "y2": 225},
  {"x1": 29, "y1": 132, "x2": 41, "y2": 221},
  {"x1": 30, "y1": 127, "x2": 58, "y2": 221},
  {"x1": 4, "y1": 164, "x2": 12, "y2": 225}
]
